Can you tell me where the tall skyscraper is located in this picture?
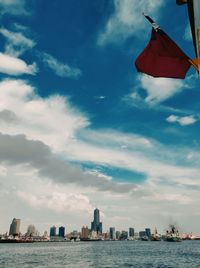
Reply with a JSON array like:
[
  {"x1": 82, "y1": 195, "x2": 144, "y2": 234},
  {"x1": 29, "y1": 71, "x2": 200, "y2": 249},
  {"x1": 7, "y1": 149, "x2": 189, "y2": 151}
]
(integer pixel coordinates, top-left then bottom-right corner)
[
  {"x1": 50, "y1": 226, "x2": 56, "y2": 237},
  {"x1": 145, "y1": 228, "x2": 151, "y2": 238},
  {"x1": 91, "y1": 208, "x2": 102, "y2": 234},
  {"x1": 9, "y1": 218, "x2": 21, "y2": 236},
  {"x1": 59, "y1": 226, "x2": 65, "y2": 238},
  {"x1": 129, "y1": 228, "x2": 135, "y2": 237},
  {"x1": 109, "y1": 227, "x2": 116, "y2": 240}
]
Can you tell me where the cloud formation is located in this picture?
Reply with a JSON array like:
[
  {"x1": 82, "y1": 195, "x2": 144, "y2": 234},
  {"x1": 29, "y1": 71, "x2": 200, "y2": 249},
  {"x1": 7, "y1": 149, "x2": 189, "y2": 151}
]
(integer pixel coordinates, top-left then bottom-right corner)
[
  {"x1": 0, "y1": 28, "x2": 36, "y2": 57},
  {"x1": 166, "y1": 114, "x2": 197, "y2": 126},
  {"x1": 0, "y1": 0, "x2": 28, "y2": 15},
  {"x1": 0, "y1": 79, "x2": 88, "y2": 151},
  {"x1": 0, "y1": 132, "x2": 136, "y2": 194},
  {"x1": 0, "y1": 78, "x2": 200, "y2": 233},
  {"x1": 98, "y1": 0, "x2": 165, "y2": 45},
  {"x1": 17, "y1": 191, "x2": 93, "y2": 214},
  {"x1": 0, "y1": 78, "x2": 199, "y2": 192},
  {"x1": 40, "y1": 52, "x2": 82, "y2": 79},
  {"x1": 0, "y1": 53, "x2": 37, "y2": 76},
  {"x1": 138, "y1": 75, "x2": 186, "y2": 105},
  {"x1": 0, "y1": 0, "x2": 200, "y2": 234}
]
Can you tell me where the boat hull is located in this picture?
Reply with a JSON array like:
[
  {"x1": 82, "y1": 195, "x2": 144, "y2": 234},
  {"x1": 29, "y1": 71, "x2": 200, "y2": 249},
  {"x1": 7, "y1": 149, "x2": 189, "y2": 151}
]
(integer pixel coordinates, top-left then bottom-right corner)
[
  {"x1": 165, "y1": 237, "x2": 182, "y2": 242},
  {"x1": 0, "y1": 239, "x2": 33, "y2": 243}
]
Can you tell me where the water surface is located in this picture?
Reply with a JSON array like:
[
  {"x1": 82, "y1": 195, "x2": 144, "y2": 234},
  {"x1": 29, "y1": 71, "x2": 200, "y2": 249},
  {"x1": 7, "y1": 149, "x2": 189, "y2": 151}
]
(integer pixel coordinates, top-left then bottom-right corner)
[{"x1": 0, "y1": 240, "x2": 200, "y2": 267}]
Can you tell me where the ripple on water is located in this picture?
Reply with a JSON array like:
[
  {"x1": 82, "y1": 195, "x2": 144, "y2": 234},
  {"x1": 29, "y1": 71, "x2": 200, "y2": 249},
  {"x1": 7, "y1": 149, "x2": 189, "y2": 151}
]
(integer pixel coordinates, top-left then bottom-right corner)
[{"x1": 0, "y1": 241, "x2": 200, "y2": 268}]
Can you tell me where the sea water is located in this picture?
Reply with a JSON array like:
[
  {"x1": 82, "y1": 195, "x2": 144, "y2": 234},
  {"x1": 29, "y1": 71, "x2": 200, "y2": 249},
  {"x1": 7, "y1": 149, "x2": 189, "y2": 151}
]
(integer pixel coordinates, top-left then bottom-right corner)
[{"x1": 0, "y1": 240, "x2": 200, "y2": 268}]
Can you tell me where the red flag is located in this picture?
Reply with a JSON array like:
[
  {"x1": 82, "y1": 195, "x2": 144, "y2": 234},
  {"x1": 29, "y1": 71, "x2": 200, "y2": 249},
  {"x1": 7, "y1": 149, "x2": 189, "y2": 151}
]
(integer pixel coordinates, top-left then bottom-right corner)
[{"x1": 135, "y1": 27, "x2": 191, "y2": 79}]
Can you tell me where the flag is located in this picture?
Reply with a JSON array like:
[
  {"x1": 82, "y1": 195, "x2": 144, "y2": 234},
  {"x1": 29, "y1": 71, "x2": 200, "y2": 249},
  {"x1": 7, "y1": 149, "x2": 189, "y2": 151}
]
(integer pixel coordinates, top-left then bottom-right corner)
[{"x1": 135, "y1": 16, "x2": 191, "y2": 79}]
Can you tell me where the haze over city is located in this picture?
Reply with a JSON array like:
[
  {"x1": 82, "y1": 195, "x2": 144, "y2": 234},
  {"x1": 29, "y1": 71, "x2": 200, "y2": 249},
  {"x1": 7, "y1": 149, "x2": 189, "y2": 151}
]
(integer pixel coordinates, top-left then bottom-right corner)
[{"x1": 0, "y1": 0, "x2": 200, "y2": 235}]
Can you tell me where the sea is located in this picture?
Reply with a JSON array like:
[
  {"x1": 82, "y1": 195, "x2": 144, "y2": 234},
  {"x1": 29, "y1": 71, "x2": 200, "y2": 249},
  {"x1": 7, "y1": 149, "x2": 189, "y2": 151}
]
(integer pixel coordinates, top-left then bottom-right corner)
[{"x1": 0, "y1": 240, "x2": 200, "y2": 268}]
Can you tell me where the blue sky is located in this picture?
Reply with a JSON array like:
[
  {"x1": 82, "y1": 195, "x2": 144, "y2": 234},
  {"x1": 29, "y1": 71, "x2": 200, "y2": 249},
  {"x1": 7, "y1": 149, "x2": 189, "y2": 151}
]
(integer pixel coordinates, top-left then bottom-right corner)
[{"x1": 0, "y1": 0, "x2": 200, "y2": 235}]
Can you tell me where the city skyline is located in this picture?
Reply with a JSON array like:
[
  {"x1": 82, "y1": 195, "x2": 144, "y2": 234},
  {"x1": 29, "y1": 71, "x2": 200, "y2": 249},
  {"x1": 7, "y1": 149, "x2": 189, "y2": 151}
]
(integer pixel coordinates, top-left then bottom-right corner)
[
  {"x1": 0, "y1": 212, "x2": 173, "y2": 239},
  {"x1": 0, "y1": 0, "x2": 200, "y2": 234},
  {"x1": 1, "y1": 208, "x2": 199, "y2": 237}
]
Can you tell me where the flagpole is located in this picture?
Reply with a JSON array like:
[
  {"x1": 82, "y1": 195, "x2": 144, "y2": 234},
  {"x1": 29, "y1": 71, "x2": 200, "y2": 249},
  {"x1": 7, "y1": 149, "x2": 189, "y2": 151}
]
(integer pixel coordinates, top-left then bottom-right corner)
[
  {"x1": 142, "y1": 13, "x2": 159, "y2": 31},
  {"x1": 188, "y1": 59, "x2": 199, "y2": 71}
]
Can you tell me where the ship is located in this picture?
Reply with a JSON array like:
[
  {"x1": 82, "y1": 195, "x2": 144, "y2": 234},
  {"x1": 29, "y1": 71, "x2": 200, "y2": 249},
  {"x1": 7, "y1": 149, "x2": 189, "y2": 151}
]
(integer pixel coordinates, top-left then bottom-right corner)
[
  {"x1": 140, "y1": 236, "x2": 149, "y2": 241},
  {"x1": 0, "y1": 238, "x2": 33, "y2": 243},
  {"x1": 80, "y1": 238, "x2": 102, "y2": 242},
  {"x1": 165, "y1": 225, "x2": 182, "y2": 242},
  {"x1": 151, "y1": 228, "x2": 161, "y2": 241}
]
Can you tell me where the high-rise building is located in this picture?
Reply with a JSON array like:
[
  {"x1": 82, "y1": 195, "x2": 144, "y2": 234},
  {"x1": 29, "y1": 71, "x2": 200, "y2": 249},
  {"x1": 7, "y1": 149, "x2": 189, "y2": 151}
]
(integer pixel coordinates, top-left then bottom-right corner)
[
  {"x1": 116, "y1": 231, "x2": 121, "y2": 240},
  {"x1": 43, "y1": 231, "x2": 48, "y2": 238},
  {"x1": 119, "y1": 230, "x2": 128, "y2": 240},
  {"x1": 109, "y1": 227, "x2": 116, "y2": 240},
  {"x1": 91, "y1": 208, "x2": 102, "y2": 234},
  {"x1": 50, "y1": 226, "x2": 56, "y2": 237},
  {"x1": 9, "y1": 218, "x2": 21, "y2": 236},
  {"x1": 129, "y1": 228, "x2": 135, "y2": 237},
  {"x1": 26, "y1": 224, "x2": 37, "y2": 237},
  {"x1": 59, "y1": 226, "x2": 65, "y2": 238},
  {"x1": 145, "y1": 228, "x2": 151, "y2": 238},
  {"x1": 139, "y1": 231, "x2": 146, "y2": 238},
  {"x1": 81, "y1": 226, "x2": 89, "y2": 239}
]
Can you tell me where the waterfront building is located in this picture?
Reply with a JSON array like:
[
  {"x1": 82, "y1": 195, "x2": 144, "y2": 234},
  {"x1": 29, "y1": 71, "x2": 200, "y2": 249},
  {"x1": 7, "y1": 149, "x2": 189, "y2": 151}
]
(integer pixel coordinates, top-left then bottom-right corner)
[
  {"x1": 109, "y1": 227, "x2": 116, "y2": 240},
  {"x1": 102, "y1": 232, "x2": 109, "y2": 240},
  {"x1": 91, "y1": 208, "x2": 102, "y2": 234},
  {"x1": 50, "y1": 226, "x2": 56, "y2": 237},
  {"x1": 59, "y1": 226, "x2": 65, "y2": 237},
  {"x1": 71, "y1": 230, "x2": 78, "y2": 239},
  {"x1": 145, "y1": 228, "x2": 151, "y2": 238},
  {"x1": 119, "y1": 230, "x2": 128, "y2": 240},
  {"x1": 26, "y1": 224, "x2": 39, "y2": 237},
  {"x1": 139, "y1": 231, "x2": 146, "y2": 238},
  {"x1": 9, "y1": 218, "x2": 21, "y2": 236},
  {"x1": 81, "y1": 226, "x2": 89, "y2": 239},
  {"x1": 129, "y1": 228, "x2": 135, "y2": 237},
  {"x1": 43, "y1": 231, "x2": 48, "y2": 238},
  {"x1": 91, "y1": 231, "x2": 97, "y2": 239},
  {"x1": 116, "y1": 231, "x2": 121, "y2": 240}
]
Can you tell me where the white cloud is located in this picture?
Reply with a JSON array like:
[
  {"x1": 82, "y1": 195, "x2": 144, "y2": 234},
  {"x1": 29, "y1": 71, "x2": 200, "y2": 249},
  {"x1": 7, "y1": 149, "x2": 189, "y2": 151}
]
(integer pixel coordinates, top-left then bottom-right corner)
[
  {"x1": 0, "y1": 78, "x2": 199, "y2": 190},
  {"x1": 17, "y1": 191, "x2": 93, "y2": 214},
  {"x1": 0, "y1": 53, "x2": 37, "y2": 76},
  {"x1": 65, "y1": 139, "x2": 200, "y2": 187},
  {"x1": 138, "y1": 74, "x2": 187, "y2": 105},
  {"x1": 1, "y1": 79, "x2": 200, "y2": 233},
  {"x1": 0, "y1": 79, "x2": 88, "y2": 151},
  {"x1": 127, "y1": 74, "x2": 198, "y2": 110},
  {"x1": 41, "y1": 52, "x2": 82, "y2": 79},
  {"x1": 143, "y1": 192, "x2": 192, "y2": 205},
  {"x1": 0, "y1": 28, "x2": 36, "y2": 57},
  {"x1": 95, "y1": 96, "x2": 106, "y2": 100},
  {"x1": 13, "y1": 23, "x2": 28, "y2": 32},
  {"x1": 0, "y1": 165, "x2": 95, "y2": 232},
  {"x1": 166, "y1": 115, "x2": 179, "y2": 123},
  {"x1": 0, "y1": 0, "x2": 28, "y2": 15},
  {"x1": 166, "y1": 114, "x2": 197, "y2": 126},
  {"x1": 1, "y1": 162, "x2": 200, "y2": 234},
  {"x1": 98, "y1": 0, "x2": 165, "y2": 45},
  {"x1": 79, "y1": 129, "x2": 153, "y2": 150}
]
